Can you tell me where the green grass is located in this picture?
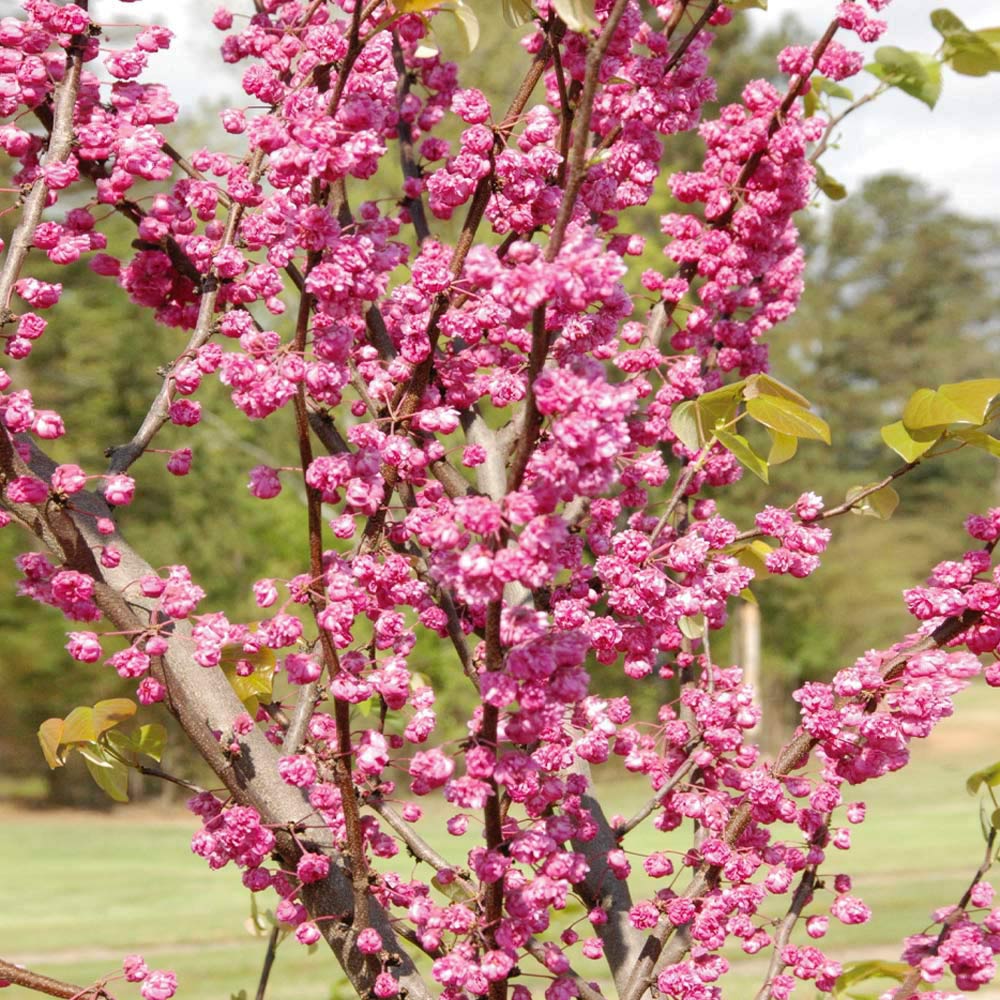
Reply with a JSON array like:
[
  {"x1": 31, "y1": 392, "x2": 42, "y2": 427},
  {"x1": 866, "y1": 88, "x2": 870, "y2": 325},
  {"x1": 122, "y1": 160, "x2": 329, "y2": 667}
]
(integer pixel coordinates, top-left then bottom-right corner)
[{"x1": 2, "y1": 684, "x2": 999, "y2": 999}]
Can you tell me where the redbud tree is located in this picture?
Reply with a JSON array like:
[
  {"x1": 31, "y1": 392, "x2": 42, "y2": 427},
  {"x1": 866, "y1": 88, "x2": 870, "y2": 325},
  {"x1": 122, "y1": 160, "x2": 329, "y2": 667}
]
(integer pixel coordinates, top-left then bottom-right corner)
[{"x1": 2, "y1": 1, "x2": 1000, "y2": 999}]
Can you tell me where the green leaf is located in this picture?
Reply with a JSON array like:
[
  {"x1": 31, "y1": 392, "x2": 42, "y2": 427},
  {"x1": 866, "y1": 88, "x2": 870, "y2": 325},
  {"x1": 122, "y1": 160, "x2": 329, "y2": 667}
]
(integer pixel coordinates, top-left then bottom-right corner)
[
  {"x1": 738, "y1": 587, "x2": 758, "y2": 605},
  {"x1": 222, "y1": 653, "x2": 277, "y2": 715},
  {"x1": 432, "y1": 873, "x2": 476, "y2": 903},
  {"x1": 441, "y1": 1, "x2": 480, "y2": 53},
  {"x1": 845, "y1": 484, "x2": 900, "y2": 520},
  {"x1": 833, "y1": 960, "x2": 909, "y2": 998},
  {"x1": 670, "y1": 400, "x2": 702, "y2": 450},
  {"x1": 937, "y1": 378, "x2": 1000, "y2": 422},
  {"x1": 38, "y1": 718, "x2": 65, "y2": 769},
  {"x1": 992, "y1": 808, "x2": 1000, "y2": 831},
  {"x1": 902, "y1": 387, "x2": 979, "y2": 430},
  {"x1": 746, "y1": 395, "x2": 831, "y2": 444},
  {"x1": 715, "y1": 429, "x2": 769, "y2": 483},
  {"x1": 84, "y1": 747, "x2": 130, "y2": 803},
  {"x1": 815, "y1": 164, "x2": 847, "y2": 201},
  {"x1": 107, "y1": 723, "x2": 167, "y2": 764},
  {"x1": 931, "y1": 9, "x2": 1000, "y2": 76},
  {"x1": 732, "y1": 540, "x2": 773, "y2": 576},
  {"x1": 812, "y1": 76, "x2": 854, "y2": 100},
  {"x1": 880, "y1": 420, "x2": 940, "y2": 462},
  {"x1": 803, "y1": 85, "x2": 818, "y2": 119},
  {"x1": 501, "y1": 0, "x2": 535, "y2": 26},
  {"x1": 678, "y1": 614, "x2": 705, "y2": 639},
  {"x1": 551, "y1": 0, "x2": 598, "y2": 32},
  {"x1": 865, "y1": 47, "x2": 942, "y2": 108},
  {"x1": 967, "y1": 761, "x2": 1000, "y2": 795},
  {"x1": 723, "y1": 0, "x2": 767, "y2": 9},
  {"x1": 696, "y1": 381, "x2": 744, "y2": 429},
  {"x1": 94, "y1": 698, "x2": 137, "y2": 735},
  {"x1": 743, "y1": 373, "x2": 811, "y2": 408},
  {"x1": 132, "y1": 723, "x2": 167, "y2": 762},
  {"x1": 766, "y1": 429, "x2": 798, "y2": 466}
]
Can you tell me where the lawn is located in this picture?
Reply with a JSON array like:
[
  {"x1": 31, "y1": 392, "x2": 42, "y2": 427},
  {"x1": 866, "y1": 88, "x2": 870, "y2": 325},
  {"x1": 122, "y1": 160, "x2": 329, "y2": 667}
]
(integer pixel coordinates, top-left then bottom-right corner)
[{"x1": 2, "y1": 683, "x2": 999, "y2": 1000}]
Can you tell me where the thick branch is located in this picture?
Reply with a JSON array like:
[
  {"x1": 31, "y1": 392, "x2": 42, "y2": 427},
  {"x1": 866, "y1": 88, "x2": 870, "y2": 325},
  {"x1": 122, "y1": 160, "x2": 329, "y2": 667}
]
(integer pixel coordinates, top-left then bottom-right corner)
[
  {"x1": 0, "y1": 959, "x2": 113, "y2": 1000},
  {"x1": 570, "y1": 762, "x2": 646, "y2": 997},
  {"x1": 0, "y1": 436, "x2": 432, "y2": 1000}
]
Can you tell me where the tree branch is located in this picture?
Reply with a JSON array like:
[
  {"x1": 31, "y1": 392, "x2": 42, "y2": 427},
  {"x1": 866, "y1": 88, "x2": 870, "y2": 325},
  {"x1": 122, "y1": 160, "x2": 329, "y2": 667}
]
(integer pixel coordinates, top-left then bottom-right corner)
[
  {"x1": 0, "y1": 12, "x2": 89, "y2": 319},
  {"x1": 0, "y1": 435, "x2": 433, "y2": 1000},
  {"x1": 0, "y1": 959, "x2": 113, "y2": 1000}
]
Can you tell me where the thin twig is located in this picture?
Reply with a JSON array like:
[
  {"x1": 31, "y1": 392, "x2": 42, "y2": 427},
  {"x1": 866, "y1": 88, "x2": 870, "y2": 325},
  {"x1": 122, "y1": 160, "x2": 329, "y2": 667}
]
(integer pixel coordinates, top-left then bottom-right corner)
[
  {"x1": 617, "y1": 745, "x2": 700, "y2": 836},
  {"x1": 136, "y1": 764, "x2": 206, "y2": 795},
  {"x1": 731, "y1": 460, "x2": 919, "y2": 544},
  {"x1": 254, "y1": 927, "x2": 281, "y2": 1000},
  {"x1": 547, "y1": 0, "x2": 631, "y2": 259},
  {"x1": 809, "y1": 84, "x2": 886, "y2": 165},
  {"x1": 894, "y1": 827, "x2": 998, "y2": 999},
  {"x1": 391, "y1": 35, "x2": 431, "y2": 245},
  {"x1": 0, "y1": 13, "x2": 89, "y2": 318},
  {"x1": 619, "y1": 592, "x2": 993, "y2": 1000},
  {"x1": 753, "y1": 843, "x2": 824, "y2": 1000}
]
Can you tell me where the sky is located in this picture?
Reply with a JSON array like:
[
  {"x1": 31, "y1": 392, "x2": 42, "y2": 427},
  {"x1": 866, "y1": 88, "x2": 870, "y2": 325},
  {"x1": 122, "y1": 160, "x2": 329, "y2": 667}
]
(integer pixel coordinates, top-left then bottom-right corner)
[{"x1": 140, "y1": 0, "x2": 1000, "y2": 220}]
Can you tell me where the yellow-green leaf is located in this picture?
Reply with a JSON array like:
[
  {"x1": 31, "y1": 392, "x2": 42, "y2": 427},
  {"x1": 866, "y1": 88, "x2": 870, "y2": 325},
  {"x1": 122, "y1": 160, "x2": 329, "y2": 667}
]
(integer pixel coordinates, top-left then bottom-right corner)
[
  {"x1": 937, "y1": 378, "x2": 1000, "y2": 423},
  {"x1": 880, "y1": 420, "x2": 940, "y2": 462},
  {"x1": 61, "y1": 706, "x2": 97, "y2": 745},
  {"x1": 132, "y1": 723, "x2": 167, "y2": 762},
  {"x1": 443, "y1": 1, "x2": 480, "y2": 53},
  {"x1": 678, "y1": 614, "x2": 705, "y2": 639},
  {"x1": 766, "y1": 429, "x2": 798, "y2": 466},
  {"x1": 392, "y1": 0, "x2": 443, "y2": 11},
  {"x1": 670, "y1": 400, "x2": 702, "y2": 450},
  {"x1": 967, "y1": 761, "x2": 1000, "y2": 795},
  {"x1": 432, "y1": 873, "x2": 476, "y2": 902},
  {"x1": 815, "y1": 164, "x2": 847, "y2": 200},
  {"x1": 953, "y1": 428, "x2": 1000, "y2": 456},
  {"x1": 833, "y1": 960, "x2": 909, "y2": 998},
  {"x1": 552, "y1": 0, "x2": 598, "y2": 32},
  {"x1": 731, "y1": 540, "x2": 773, "y2": 576},
  {"x1": 501, "y1": 0, "x2": 535, "y2": 26},
  {"x1": 902, "y1": 387, "x2": 978, "y2": 430},
  {"x1": 85, "y1": 752, "x2": 130, "y2": 803},
  {"x1": 746, "y1": 395, "x2": 831, "y2": 444},
  {"x1": 38, "y1": 718, "x2": 65, "y2": 769},
  {"x1": 846, "y1": 484, "x2": 900, "y2": 520},
  {"x1": 743, "y1": 373, "x2": 811, "y2": 408},
  {"x1": 715, "y1": 429, "x2": 769, "y2": 483},
  {"x1": 94, "y1": 698, "x2": 137, "y2": 735}
]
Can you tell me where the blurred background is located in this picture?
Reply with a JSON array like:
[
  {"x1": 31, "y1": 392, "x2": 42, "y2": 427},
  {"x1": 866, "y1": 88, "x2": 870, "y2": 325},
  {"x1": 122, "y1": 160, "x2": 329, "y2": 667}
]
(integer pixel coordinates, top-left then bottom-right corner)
[{"x1": 2, "y1": 3, "x2": 1000, "y2": 998}]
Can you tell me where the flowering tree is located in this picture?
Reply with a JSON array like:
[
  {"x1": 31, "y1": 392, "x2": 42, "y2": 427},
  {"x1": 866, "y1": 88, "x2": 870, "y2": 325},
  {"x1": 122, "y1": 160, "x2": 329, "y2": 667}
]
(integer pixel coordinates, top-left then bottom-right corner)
[{"x1": 3, "y1": 1, "x2": 1000, "y2": 998}]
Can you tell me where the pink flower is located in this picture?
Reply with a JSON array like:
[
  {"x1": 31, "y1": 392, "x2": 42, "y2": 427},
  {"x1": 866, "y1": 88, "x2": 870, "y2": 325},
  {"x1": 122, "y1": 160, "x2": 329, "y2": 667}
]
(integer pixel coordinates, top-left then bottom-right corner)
[
  {"x1": 104, "y1": 474, "x2": 136, "y2": 506},
  {"x1": 123, "y1": 955, "x2": 148, "y2": 982},
  {"x1": 284, "y1": 652, "x2": 322, "y2": 685},
  {"x1": 296, "y1": 852, "x2": 330, "y2": 884},
  {"x1": 248, "y1": 465, "x2": 282, "y2": 499},
  {"x1": 52, "y1": 464, "x2": 87, "y2": 495},
  {"x1": 139, "y1": 969, "x2": 177, "y2": 1000},
  {"x1": 166, "y1": 448, "x2": 192, "y2": 475},
  {"x1": 357, "y1": 928, "x2": 382, "y2": 954}
]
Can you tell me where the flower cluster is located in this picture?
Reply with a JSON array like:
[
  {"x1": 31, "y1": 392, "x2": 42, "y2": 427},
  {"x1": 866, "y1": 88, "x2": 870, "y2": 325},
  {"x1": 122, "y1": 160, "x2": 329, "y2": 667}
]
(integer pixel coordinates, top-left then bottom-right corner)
[{"x1": 12, "y1": 0, "x2": 1000, "y2": 999}]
